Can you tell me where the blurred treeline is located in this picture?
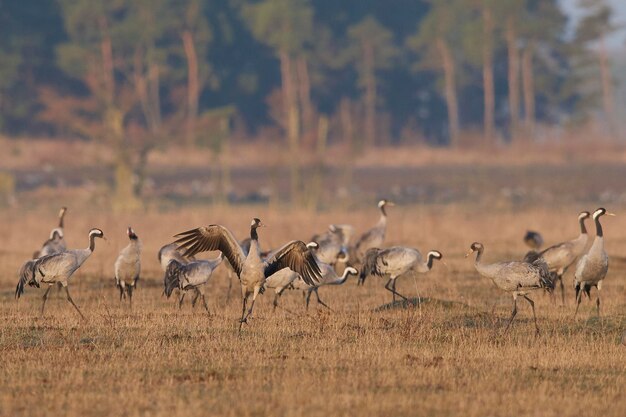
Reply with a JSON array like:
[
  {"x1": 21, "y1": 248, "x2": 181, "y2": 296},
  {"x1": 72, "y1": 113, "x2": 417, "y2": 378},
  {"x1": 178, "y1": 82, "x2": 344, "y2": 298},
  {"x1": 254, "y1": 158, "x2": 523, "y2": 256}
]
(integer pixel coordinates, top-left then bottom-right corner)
[{"x1": 0, "y1": 0, "x2": 622, "y2": 204}]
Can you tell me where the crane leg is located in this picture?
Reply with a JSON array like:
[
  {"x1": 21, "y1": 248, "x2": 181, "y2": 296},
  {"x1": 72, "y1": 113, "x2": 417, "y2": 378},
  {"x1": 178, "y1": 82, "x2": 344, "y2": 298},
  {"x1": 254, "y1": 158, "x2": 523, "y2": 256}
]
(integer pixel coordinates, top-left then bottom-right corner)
[
  {"x1": 239, "y1": 293, "x2": 249, "y2": 332},
  {"x1": 178, "y1": 292, "x2": 186, "y2": 309},
  {"x1": 273, "y1": 290, "x2": 282, "y2": 311},
  {"x1": 201, "y1": 294, "x2": 210, "y2": 316},
  {"x1": 191, "y1": 289, "x2": 200, "y2": 308},
  {"x1": 523, "y1": 295, "x2": 540, "y2": 336},
  {"x1": 127, "y1": 286, "x2": 133, "y2": 309},
  {"x1": 558, "y1": 274, "x2": 565, "y2": 305},
  {"x1": 574, "y1": 284, "x2": 583, "y2": 318},
  {"x1": 595, "y1": 287, "x2": 601, "y2": 317},
  {"x1": 503, "y1": 295, "x2": 518, "y2": 334},
  {"x1": 314, "y1": 289, "x2": 331, "y2": 310},
  {"x1": 241, "y1": 287, "x2": 261, "y2": 327},
  {"x1": 119, "y1": 286, "x2": 124, "y2": 302},
  {"x1": 41, "y1": 285, "x2": 53, "y2": 316},
  {"x1": 305, "y1": 289, "x2": 313, "y2": 310},
  {"x1": 385, "y1": 278, "x2": 407, "y2": 303},
  {"x1": 64, "y1": 286, "x2": 85, "y2": 320}
]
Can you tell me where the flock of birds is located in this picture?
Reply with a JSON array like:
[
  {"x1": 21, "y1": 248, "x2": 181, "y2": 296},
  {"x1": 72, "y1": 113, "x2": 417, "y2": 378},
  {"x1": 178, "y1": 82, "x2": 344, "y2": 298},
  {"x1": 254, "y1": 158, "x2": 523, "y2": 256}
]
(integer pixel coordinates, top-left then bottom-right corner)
[{"x1": 13, "y1": 202, "x2": 614, "y2": 334}]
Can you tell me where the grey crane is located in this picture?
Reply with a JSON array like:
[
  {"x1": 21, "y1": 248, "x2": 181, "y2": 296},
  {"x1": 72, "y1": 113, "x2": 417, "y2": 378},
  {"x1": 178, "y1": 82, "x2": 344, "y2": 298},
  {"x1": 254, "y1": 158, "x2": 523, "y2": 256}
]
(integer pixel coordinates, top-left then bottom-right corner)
[
  {"x1": 34, "y1": 207, "x2": 68, "y2": 259},
  {"x1": 466, "y1": 242, "x2": 554, "y2": 335},
  {"x1": 173, "y1": 218, "x2": 322, "y2": 330},
  {"x1": 310, "y1": 224, "x2": 354, "y2": 265},
  {"x1": 573, "y1": 208, "x2": 614, "y2": 317},
  {"x1": 352, "y1": 200, "x2": 394, "y2": 268},
  {"x1": 16, "y1": 228, "x2": 105, "y2": 319},
  {"x1": 359, "y1": 246, "x2": 442, "y2": 303},
  {"x1": 114, "y1": 227, "x2": 142, "y2": 305},
  {"x1": 265, "y1": 243, "x2": 358, "y2": 310},
  {"x1": 533, "y1": 211, "x2": 591, "y2": 304},
  {"x1": 158, "y1": 243, "x2": 195, "y2": 271},
  {"x1": 291, "y1": 264, "x2": 358, "y2": 310},
  {"x1": 164, "y1": 254, "x2": 223, "y2": 314}
]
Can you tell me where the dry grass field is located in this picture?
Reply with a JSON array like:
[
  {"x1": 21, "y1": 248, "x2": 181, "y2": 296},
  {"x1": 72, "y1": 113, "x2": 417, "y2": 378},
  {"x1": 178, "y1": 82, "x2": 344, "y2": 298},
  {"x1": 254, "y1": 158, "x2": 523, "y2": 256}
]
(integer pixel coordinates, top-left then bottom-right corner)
[{"x1": 0, "y1": 202, "x2": 625, "y2": 417}]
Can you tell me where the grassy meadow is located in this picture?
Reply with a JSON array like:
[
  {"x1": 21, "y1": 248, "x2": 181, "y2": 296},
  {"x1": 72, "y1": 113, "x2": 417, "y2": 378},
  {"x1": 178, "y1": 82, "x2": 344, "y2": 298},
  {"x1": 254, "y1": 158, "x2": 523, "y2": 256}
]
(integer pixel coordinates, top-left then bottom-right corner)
[{"x1": 0, "y1": 202, "x2": 625, "y2": 417}]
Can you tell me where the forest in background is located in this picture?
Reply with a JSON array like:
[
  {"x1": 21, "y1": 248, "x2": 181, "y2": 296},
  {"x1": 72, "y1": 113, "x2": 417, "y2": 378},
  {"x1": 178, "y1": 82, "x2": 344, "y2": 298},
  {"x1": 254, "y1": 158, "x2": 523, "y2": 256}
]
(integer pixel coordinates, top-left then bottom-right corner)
[{"x1": 0, "y1": 0, "x2": 625, "y2": 206}]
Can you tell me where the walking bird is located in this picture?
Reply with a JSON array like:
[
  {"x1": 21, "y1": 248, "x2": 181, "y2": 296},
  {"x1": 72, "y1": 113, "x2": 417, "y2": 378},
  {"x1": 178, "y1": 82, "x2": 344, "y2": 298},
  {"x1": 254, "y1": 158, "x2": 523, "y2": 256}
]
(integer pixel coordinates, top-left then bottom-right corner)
[
  {"x1": 164, "y1": 254, "x2": 223, "y2": 314},
  {"x1": 34, "y1": 207, "x2": 68, "y2": 258},
  {"x1": 352, "y1": 200, "x2": 394, "y2": 267},
  {"x1": 173, "y1": 218, "x2": 322, "y2": 330},
  {"x1": 532, "y1": 211, "x2": 590, "y2": 304},
  {"x1": 114, "y1": 227, "x2": 141, "y2": 305},
  {"x1": 466, "y1": 242, "x2": 553, "y2": 335},
  {"x1": 265, "y1": 243, "x2": 358, "y2": 310},
  {"x1": 16, "y1": 228, "x2": 105, "y2": 319},
  {"x1": 574, "y1": 208, "x2": 614, "y2": 317},
  {"x1": 359, "y1": 246, "x2": 442, "y2": 303}
]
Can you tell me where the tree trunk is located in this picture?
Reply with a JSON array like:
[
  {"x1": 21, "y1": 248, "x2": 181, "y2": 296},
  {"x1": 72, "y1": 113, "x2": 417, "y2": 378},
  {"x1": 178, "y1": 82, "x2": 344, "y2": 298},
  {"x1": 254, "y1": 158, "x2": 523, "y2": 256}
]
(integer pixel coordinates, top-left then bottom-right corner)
[
  {"x1": 521, "y1": 44, "x2": 535, "y2": 140},
  {"x1": 340, "y1": 98, "x2": 355, "y2": 151},
  {"x1": 98, "y1": 16, "x2": 114, "y2": 106},
  {"x1": 279, "y1": 50, "x2": 300, "y2": 205},
  {"x1": 482, "y1": 6, "x2": 495, "y2": 145},
  {"x1": 598, "y1": 34, "x2": 615, "y2": 137},
  {"x1": 297, "y1": 56, "x2": 314, "y2": 147},
  {"x1": 182, "y1": 30, "x2": 200, "y2": 147},
  {"x1": 363, "y1": 41, "x2": 376, "y2": 148},
  {"x1": 307, "y1": 115, "x2": 329, "y2": 210},
  {"x1": 506, "y1": 17, "x2": 520, "y2": 142},
  {"x1": 436, "y1": 38, "x2": 460, "y2": 147}
]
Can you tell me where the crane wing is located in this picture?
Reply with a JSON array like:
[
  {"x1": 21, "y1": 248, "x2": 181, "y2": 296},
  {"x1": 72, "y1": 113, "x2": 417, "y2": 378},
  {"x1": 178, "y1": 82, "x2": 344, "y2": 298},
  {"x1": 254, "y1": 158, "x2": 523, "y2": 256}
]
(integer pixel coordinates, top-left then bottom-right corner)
[
  {"x1": 264, "y1": 241, "x2": 322, "y2": 285},
  {"x1": 173, "y1": 225, "x2": 245, "y2": 276}
]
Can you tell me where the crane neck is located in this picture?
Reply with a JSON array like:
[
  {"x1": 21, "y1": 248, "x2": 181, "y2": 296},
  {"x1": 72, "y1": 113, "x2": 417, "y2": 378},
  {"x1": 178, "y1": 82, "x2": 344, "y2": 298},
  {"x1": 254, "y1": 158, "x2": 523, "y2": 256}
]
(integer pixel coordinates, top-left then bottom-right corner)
[
  {"x1": 88, "y1": 234, "x2": 97, "y2": 252},
  {"x1": 579, "y1": 217, "x2": 587, "y2": 235},
  {"x1": 250, "y1": 226, "x2": 259, "y2": 241},
  {"x1": 337, "y1": 269, "x2": 353, "y2": 285},
  {"x1": 594, "y1": 216, "x2": 603, "y2": 238},
  {"x1": 426, "y1": 254, "x2": 436, "y2": 270},
  {"x1": 473, "y1": 248, "x2": 484, "y2": 265}
]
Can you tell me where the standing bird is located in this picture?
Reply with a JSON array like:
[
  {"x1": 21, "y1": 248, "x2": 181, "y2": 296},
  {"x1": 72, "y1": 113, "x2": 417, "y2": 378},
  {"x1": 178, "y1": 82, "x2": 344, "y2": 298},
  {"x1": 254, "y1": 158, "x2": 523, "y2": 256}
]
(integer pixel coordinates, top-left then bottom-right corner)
[
  {"x1": 352, "y1": 199, "x2": 394, "y2": 267},
  {"x1": 310, "y1": 225, "x2": 350, "y2": 265},
  {"x1": 34, "y1": 207, "x2": 68, "y2": 258},
  {"x1": 114, "y1": 227, "x2": 142, "y2": 305},
  {"x1": 466, "y1": 242, "x2": 553, "y2": 335},
  {"x1": 15, "y1": 228, "x2": 105, "y2": 319},
  {"x1": 573, "y1": 208, "x2": 614, "y2": 317},
  {"x1": 164, "y1": 254, "x2": 223, "y2": 314},
  {"x1": 534, "y1": 211, "x2": 591, "y2": 304},
  {"x1": 173, "y1": 218, "x2": 322, "y2": 330},
  {"x1": 359, "y1": 246, "x2": 442, "y2": 303}
]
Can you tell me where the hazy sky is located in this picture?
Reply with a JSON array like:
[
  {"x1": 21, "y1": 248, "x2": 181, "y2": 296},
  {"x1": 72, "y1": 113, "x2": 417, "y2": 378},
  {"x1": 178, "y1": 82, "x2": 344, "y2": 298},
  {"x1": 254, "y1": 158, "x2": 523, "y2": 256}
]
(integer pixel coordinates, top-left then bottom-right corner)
[{"x1": 560, "y1": 0, "x2": 626, "y2": 48}]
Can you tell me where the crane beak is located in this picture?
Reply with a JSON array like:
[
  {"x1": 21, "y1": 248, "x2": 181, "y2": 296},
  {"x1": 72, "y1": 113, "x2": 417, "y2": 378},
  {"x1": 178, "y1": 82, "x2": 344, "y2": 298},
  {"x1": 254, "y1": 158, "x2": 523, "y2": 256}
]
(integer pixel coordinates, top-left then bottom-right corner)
[
  {"x1": 607, "y1": 212, "x2": 616, "y2": 217},
  {"x1": 386, "y1": 201, "x2": 396, "y2": 207},
  {"x1": 464, "y1": 249, "x2": 474, "y2": 258}
]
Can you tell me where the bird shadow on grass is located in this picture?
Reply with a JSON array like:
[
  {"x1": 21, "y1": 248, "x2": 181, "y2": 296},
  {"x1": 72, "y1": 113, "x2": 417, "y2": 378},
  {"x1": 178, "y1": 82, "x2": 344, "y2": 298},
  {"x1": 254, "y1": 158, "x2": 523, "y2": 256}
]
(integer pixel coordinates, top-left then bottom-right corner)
[{"x1": 372, "y1": 297, "x2": 471, "y2": 312}]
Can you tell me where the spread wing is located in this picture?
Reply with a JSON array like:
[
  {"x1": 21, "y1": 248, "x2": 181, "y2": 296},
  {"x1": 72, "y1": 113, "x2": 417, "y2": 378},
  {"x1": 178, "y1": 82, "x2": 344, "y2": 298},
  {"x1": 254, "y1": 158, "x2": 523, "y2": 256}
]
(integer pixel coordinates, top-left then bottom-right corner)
[
  {"x1": 173, "y1": 225, "x2": 245, "y2": 276},
  {"x1": 263, "y1": 241, "x2": 322, "y2": 285}
]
